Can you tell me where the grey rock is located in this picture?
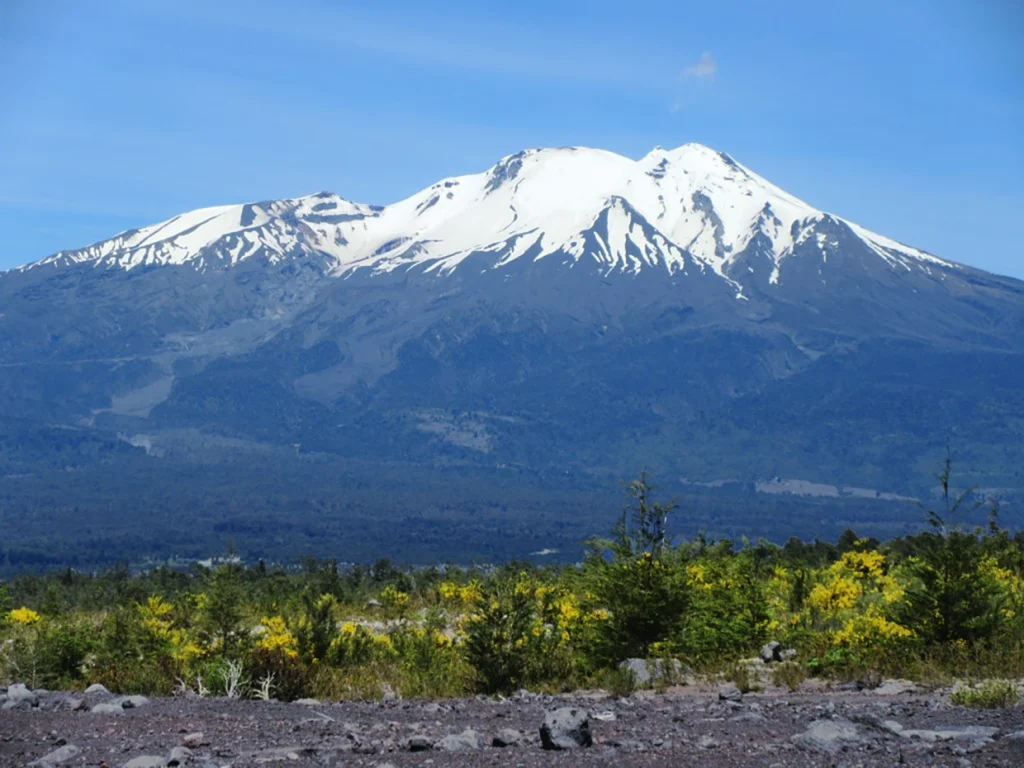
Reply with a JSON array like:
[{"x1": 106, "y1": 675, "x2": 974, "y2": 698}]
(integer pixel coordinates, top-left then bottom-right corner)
[
  {"x1": 760, "y1": 640, "x2": 782, "y2": 663},
  {"x1": 608, "y1": 738, "x2": 646, "y2": 751},
  {"x1": 618, "y1": 658, "x2": 682, "y2": 687},
  {"x1": 874, "y1": 679, "x2": 918, "y2": 695},
  {"x1": 836, "y1": 680, "x2": 865, "y2": 692},
  {"x1": 293, "y1": 697, "x2": 321, "y2": 706},
  {"x1": 167, "y1": 746, "x2": 193, "y2": 766},
  {"x1": 718, "y1": 683, "x2": 743, "y2": 702},
  {"x1": 792, "y1": 718, "x2": 867, "y2": 753},
  {"x1": 1008, "y1": 730, "x2": 1024, "y2": 752},
  {"x1": 182, "y1": 733, "x2": 206, "y2": 748},
  {"x1": 5, "y1": 683, "x2": 38, "y2": 706},
  {"x1": 28, "y1": 744, "x2": 82, "y2": 766},
  {"x1": 436, "y1": 729, "x2": 484, "y2": 751},
  {"x1": 123, "y1": 757, "x2": 167, "y2": 768},
  {"x1": 540, "y1": 707, "x2": 592, "y2": 750},
  {"x1": 896, "y1": 725, "x2": 999, "y2": 744},
  {"x1": 84, "y1": 683, "x2": 111, "y2": 695},
  {"x1": 731, "y1": 711, "x2": 769, "y2": 724},
  {"x1": 492, "y1": 728, "x2": 522, "y2": 747},
  {"x1": 117, "y1": 694, "x2": 151, "y2": 709},
  {"x1": 620, "y1": 658, "x2": 652, "y2": 685},
  {"x1": 406, "y1": 735, "x2": 432, "y2": 752},
  {"x1": 91, "y1": 702, "x2": 126, "y2": 715},
  {"x1": 2, "y1": 697, "x2": 37, "y2": 711}
]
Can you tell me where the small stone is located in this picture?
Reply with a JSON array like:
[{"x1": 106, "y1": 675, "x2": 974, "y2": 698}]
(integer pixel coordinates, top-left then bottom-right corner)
[
  {"x1": 167, "y1": 746, "x2": 193, "y2": 766},
  {"x1": 874, "y1": 679, "x2": 918, "y2": 696},
  {"x1": 436, "y1": 729, "x2": 484, "y2": 751},
  {"x1": 123, "y1": 757, "x2": 167, "y2": 768},
  {"x1": 1007, "y1": 730, "x2": 1024, "y2": 752},
  {"x1": 792, "y1": 718, "x2": 867, "y2": 753},
  {"x1": 407, "y1": 735, "x2": 432, "y2": 752},
  {"x1": 91, "y1": 702, "x2": 125, "y2": 715},
  {"x1": 182, "y1": 733, "x2": 206, "y2": 748},
  {"x1": 28, "y1": 744, "x2": 82, "y2": 766},
  {"x1": 540, "y1": 707, "x2": 592, "y2": 750},
  {"x1": 4, "y1": 683, "x2": 38, "y2": 708},
  {"x1": 731, "y1": 711, "x2": 768, "y2": 724},
  {"x1": 2, "y1": 697, "x2": 37, "y2": 711},
  {"x1": 117, "y1": 695, "x2": 150, "y2": 709},
  {"x1": 84, "y1": 683, "x2": 111, "y2": 695},
  {"x1": 293, "y1": 698, "x2": 321, "y2": 706},
  {"x1": 718, "y1": 683, "x2": 743, "y2": 702},
  {"x1": 492, "y1": 728, "x2": 522, "y2": 747}
]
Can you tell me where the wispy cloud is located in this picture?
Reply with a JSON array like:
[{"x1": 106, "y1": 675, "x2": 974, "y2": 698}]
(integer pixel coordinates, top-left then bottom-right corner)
[{"x1": 681, "y1": 52, "x2": 717, "y2": 80}]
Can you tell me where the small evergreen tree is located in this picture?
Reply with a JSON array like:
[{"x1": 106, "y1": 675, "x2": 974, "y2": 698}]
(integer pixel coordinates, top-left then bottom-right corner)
[
  {"x1": 895, "y1": 454, "x2": 1002, "y2": 645},
  {"x1": 202, "y1": 565, "x2": 246, "y2": 655},
  {"x1": 584, "y1": 472, "x2": 688, "y2": 663}
]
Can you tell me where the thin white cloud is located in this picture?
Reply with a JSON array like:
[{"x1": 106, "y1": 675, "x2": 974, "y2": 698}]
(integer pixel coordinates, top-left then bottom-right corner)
[{"x1": 682, "y1": 52, "x2": 717, "y2": 79}]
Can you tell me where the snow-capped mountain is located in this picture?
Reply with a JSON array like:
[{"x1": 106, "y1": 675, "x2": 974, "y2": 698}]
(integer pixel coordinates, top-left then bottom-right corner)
[
  {"x1": 18, "y1": 143, "x2": 952, "y2": 298},
  {"x1": 2, "y1": 142, "x2": 1023, "y2": 514}
]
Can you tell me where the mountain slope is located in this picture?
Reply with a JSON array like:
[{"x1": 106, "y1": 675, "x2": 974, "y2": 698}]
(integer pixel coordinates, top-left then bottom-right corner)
[{"x1": 2, "y1": 142, "x2": 1023, "y2": 552}]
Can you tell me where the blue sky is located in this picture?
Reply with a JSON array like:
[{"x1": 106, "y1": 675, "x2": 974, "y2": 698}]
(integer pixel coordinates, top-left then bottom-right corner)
[{"x1": 1, "y1": 0, "x2": 1022, "y2": 277}]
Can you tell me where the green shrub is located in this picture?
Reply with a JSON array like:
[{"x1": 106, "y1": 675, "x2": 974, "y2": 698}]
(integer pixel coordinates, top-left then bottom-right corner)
[
  {"x1": 950, "y1": 679, "x2": 1020, "y2": 709},
  {"x1": 599, "y1": 665, "x2": 637, "y2": 697},
  {"x1": 461, "y1": 578, "x2": 544, "y2": 693},
  {"x1": 724, "y1": 661, "x2": 762, "y2": 693},
  {"x1": 246, "y1": 648, "x2": 309, "y2": 702},
  {"x1": 36, "y1": 619, "x2": 97, "y2": 687},
  {"x1": 771, "y1": 661, "x2": 807, "y2": 692}
]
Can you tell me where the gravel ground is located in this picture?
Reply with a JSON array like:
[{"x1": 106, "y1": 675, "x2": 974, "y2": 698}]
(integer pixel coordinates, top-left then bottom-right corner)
[{"x1": 2, "y1": 682, "x2": 1023, "y2": 767}]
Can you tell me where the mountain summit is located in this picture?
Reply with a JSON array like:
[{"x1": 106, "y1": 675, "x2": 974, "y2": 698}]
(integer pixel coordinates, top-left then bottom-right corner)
[
  {"x1": 2, "y1": 143, "x2": 1023, "y2": 545},
  {"x1": 21, "y1": 143, "x2": 951, "y2": 296}
]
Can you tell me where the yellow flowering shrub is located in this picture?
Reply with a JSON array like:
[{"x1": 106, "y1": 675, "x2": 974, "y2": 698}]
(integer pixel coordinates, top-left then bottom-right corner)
[
  {"x1": 8, "y1": 607, "x2": 41, "y2": 625},
  {"x1": 327, "y1": 621, "x2": 375, "y2": 666},
  {"x1": 136, "y1": 596, "x2": 204, "y2": 667},
  {"x1": 980, "y1": 555, "x2": 1024, "y2": 621},
  {"x1": 256, "y1": 616, "x2": 298, "y2": 658},
  {"x1": 380, "y1": 585, "x2": 410, "y2": 612},
  {"x1": 802, "y1": 550, "x2": 914, "y2": 664},
  {"x1": 439, "y1": 580, "x2": 482, "y2": 605}
]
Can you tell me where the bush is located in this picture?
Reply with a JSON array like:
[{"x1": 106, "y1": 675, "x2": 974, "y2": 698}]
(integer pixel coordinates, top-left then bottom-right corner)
[
  {"x1": 247, "y1": 648, "x2": 309, "y2": 702},
  {"x1": 599, "y1": 665, "x2": 637, "y2": 697},
  {"x1": 950, "y1": 679, "x2": 1020, "y2": 709},
  {"x1": 771, "y1": 661, "x2": 807, "y2": 692}
]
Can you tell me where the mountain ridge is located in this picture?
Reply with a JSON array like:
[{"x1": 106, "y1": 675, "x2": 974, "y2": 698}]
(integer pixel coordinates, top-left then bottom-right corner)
[{"x1": 14, "y1": 143, "x2": 959, "y2": 294}]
